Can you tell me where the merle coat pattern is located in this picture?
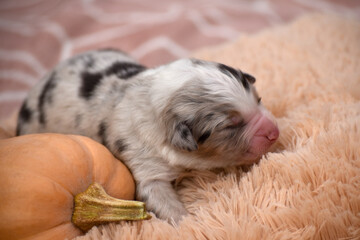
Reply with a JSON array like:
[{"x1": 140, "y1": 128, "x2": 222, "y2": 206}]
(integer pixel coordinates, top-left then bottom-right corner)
[{"x1": 17, "y1": 49, "x2": 279, "y2": 222}]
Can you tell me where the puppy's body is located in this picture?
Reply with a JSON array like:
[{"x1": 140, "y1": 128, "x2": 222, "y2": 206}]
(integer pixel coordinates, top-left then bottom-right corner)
[{"x1": 17, "y1": 49, "x2": 279, "y2": 222}]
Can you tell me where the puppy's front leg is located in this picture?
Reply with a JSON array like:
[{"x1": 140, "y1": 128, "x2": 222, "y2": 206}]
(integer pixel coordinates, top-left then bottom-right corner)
[{"x1": 137, "y1": 180, "x2": 187, "y2": 223}]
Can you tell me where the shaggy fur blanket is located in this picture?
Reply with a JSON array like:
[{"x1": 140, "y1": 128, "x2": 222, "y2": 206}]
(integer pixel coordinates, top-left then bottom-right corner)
[{"x1": 74, "y1": 14, "x2": 360, "y2": 240}]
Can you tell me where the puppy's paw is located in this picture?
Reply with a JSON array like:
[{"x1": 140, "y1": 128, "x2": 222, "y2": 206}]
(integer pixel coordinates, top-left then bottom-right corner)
[{"x1": 167, "y1": 206, "x2": 188, "y2": 225}]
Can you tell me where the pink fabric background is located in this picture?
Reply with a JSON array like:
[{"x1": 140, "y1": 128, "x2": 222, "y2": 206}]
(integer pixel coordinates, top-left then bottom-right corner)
[{"x1": 0, "y1": 0, "x2": 359, "y2": 121}]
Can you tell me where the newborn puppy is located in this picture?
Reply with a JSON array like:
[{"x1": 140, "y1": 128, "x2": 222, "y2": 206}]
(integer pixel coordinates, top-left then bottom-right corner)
[{"x1": 17, "y1": 49, "x2": 279, "y2": 223}]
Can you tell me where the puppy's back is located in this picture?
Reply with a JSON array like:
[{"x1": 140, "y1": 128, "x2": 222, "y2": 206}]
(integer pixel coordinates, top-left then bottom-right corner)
[{"x1": 16, "y1": 49, "x2": 146, "y2": 139}]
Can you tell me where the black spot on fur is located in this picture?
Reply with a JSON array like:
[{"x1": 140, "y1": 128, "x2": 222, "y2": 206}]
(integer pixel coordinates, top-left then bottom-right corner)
[
  {"x1": 98, "y1": 122, "x2": 108, "y2": 146},
  {"x1": 80, "y1": 61, "x2": 146, "y2": 100},
  {"x1": 80, "y1": 71, "x2": 103, "y2": 99},
  {"x1": 115, "y1": 139, "x2": 127, "y2": 153},
  {"x1": 218, "y1": 63, "x2": 250, "y2": 91},
  {"x1": 18, "y1": 102, "x2": 32, "y2": 123},
  {"x1": 105, "y1": 61, "x2": 146, "y2": 79},
  {"x1": 16, "y1": 102, "x2": 32, "y2": 136},
  {"x1": 198, "y1": 130, "x2": 211, "y2": 144},
  {"x1": 38, "y1": 72, "x2": 57, "y2": 124}
]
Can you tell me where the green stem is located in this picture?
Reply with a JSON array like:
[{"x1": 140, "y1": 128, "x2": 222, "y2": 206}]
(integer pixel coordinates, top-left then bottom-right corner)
[{"x1": 72, "y1": 183, "x2": 151, "y2": 232}]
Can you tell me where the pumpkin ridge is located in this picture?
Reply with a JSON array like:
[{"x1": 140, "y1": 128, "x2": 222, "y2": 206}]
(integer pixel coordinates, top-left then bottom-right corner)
[
  {"x1": 42, "y1": 134, "x2": 95, "y2": 196},
  {"x1": 67, "y1": 134, "x2": 119, "y2": 191},
  {"x1": 66, "y1": 135, "x2": 101, "y2": 185},
  {"x1": 96, "y1": 155, "x2": 118, "y2": 191},
  {"x1": 1, "y1": 166, "x2": 74, "y2": 199}
]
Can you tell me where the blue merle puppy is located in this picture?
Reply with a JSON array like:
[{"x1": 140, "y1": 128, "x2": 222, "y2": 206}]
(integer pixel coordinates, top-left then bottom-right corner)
[{"x1": 17, "y1": 49, "x2": 279, "y2": 223}]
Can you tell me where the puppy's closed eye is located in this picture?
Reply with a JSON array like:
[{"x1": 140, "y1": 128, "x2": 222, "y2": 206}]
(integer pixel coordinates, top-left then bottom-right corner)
[
  {"x1": 225, "y1": 114, "x2": 245, "y2": 129},
  {"x1": 197, "y1": 130, "x2": 211, "y2": 144}
]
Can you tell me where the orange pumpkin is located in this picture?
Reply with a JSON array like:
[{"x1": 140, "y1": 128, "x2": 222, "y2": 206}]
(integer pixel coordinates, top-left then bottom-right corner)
[{"x1": 0, "y1": 134, "x2": 150, "y2": 240}]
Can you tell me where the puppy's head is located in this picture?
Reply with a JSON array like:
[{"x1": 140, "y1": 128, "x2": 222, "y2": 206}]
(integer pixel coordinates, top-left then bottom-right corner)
[{"x1": 160, "y1": 59, "x2": 279, "y2": 168}]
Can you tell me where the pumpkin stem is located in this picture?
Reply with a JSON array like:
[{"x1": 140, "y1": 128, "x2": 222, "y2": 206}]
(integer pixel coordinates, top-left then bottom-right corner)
[{"x1": 72, "y1": 183, "x2": 151, "y2": 232}]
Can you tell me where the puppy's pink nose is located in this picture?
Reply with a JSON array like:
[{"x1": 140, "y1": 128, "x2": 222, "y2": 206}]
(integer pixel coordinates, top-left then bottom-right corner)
[
  {"x1": 255, "y1": 116, "x2": 279, "y2": 142},
  {"x1": 266, "y1": 125, "x2": 279, "y2": 141},
  {"x1": 247, "y1": 115, "x2": 279, "y2": 158}
]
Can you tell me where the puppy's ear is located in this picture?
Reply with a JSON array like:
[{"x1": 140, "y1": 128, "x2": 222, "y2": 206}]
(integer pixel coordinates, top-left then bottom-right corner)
[
  {"x1": 243, "y1": 73, "x2": 256, "y2": 84},
  {"x1": 170, "y1": 122, "x2": 198, "y2": 152}
]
